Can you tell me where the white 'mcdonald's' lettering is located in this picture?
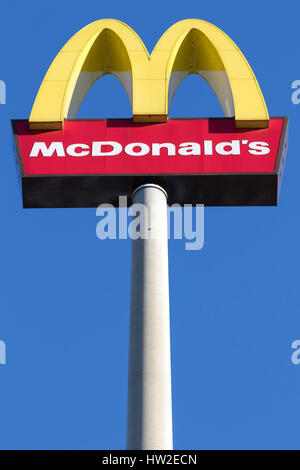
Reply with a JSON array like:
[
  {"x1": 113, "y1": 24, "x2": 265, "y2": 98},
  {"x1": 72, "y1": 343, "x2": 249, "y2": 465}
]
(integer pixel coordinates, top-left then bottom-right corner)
[
  {"x1": 215, "y1": 140, "x2": 240, "y2": 155},
  {"x1": 248, "y1": 142, "x2": 271, "y2": 155},
  {"x1": 67, "y1": 143, "x2": 89, "y2": 157},
  {"x1": 29, "y1": 140, "x2": 271, "y2": 158},
  {"x1": 92, "y1": 141, "x2": 122, "y2": 156},
  {"x1": 125, "y1": 143, "x2": 150, "y2": 156},
  {"x1": 178, "y1": 143, "x2": 201, "y2": 156},
  {"x1": 30, "y1": 142, "x2": 65, "y2": 157}
]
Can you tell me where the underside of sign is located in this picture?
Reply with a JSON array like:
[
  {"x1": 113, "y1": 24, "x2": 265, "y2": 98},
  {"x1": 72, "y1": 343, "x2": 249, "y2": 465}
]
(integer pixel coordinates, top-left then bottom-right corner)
[{"x1": 12, "y1": 117, "x2": 288, "y2": 208}]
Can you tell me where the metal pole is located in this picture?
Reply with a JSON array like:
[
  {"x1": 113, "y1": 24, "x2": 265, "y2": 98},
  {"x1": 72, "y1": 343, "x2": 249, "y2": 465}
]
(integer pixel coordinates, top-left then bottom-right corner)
[{"x1": 126, "y1": 184, "x2": 173, "y2": 450}]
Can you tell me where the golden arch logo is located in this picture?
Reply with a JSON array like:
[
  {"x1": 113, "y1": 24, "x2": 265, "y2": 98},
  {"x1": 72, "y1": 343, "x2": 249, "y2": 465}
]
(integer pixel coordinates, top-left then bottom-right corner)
[
  {"x1": 29, "y1": 19, "x2": 269, "y2": 130},
  {"x1": 13, "y1": 18, "x2": 287, "y2": 210}
]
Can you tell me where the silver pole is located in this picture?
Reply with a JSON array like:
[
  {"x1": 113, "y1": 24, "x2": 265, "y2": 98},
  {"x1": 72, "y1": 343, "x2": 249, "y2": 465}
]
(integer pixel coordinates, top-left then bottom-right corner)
[{"x1": 126, "y1": 184, "x2": 173, "y2": 450}]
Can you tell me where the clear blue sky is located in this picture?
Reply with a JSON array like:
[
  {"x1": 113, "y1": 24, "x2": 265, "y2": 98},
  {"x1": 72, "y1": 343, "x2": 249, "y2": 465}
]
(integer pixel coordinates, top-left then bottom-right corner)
[{"x1": 0, "y1": 0, "x2": 299, "y2": 450}]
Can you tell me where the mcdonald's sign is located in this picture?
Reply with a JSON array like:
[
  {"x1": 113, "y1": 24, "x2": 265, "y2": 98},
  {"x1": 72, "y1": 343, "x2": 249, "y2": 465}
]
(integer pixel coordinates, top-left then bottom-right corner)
[{"x1": 12, "y1": 19, "x2": 288, "y2": 207}]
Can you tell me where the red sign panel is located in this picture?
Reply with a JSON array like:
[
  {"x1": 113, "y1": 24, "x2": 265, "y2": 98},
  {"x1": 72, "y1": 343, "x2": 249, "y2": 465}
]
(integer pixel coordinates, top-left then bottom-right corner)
[{"x1": 12, "y1": 118, "x2": 288, "y2": 208}]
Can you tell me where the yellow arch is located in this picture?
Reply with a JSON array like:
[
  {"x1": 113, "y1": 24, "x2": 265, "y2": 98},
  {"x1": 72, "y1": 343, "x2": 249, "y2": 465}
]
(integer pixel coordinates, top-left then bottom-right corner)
[{"x1": 29, "y1": 19, "x2": 269, "y2": 130}]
